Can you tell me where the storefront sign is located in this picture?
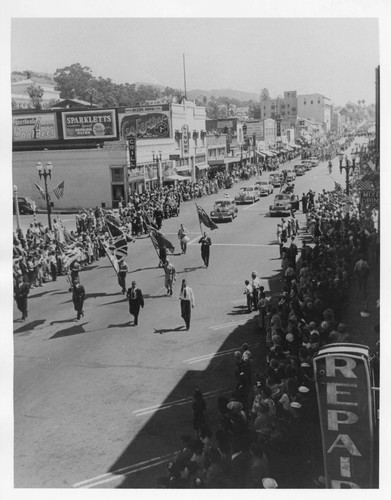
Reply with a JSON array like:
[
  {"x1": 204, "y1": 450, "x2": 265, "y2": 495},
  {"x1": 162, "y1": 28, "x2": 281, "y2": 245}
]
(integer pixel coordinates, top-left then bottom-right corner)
[
  {"x1": 182, "y1": 125, "x2": 190, "y2": 155},
  {"x1": 360, "y1": 190, "x2": 379, "y2": 206},
  {"x1": 13, "y1": 113, "x2": 58, "y2": 142},
  {"x1": 119, "y1": 105, "x2": 171, "y2": 139},
  {"x1": 314, "y1": 345, "x2": 375, "y2": 488},
  {"x1": 127, "y1": 136, "x2": 137, "y2": 169},
  {"x1": 62, "y1": 110, "x2": 117, "y2": 140}
]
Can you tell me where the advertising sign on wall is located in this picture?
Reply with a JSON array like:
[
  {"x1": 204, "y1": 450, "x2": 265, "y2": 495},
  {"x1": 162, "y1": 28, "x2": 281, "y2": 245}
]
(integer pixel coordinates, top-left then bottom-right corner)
[
  {"x1": 313, "y1": 344, "x2": 375, "y2": 488},
  {"x1": 118, "y1": 105, "x2": 171, "y2": 139},
  {"x1": 62, "y1": 109, "x2": 117, "y2": 140},
  {"x1": 13, "y1": 113, "x2": 58, "y2": 142},
  {"x1": 127, "y1": 136, "x2": 137, "y2": 169}
]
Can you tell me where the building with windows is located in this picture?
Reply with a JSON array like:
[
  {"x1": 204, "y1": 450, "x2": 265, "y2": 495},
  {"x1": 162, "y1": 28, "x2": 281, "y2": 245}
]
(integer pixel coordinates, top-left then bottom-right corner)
[
  {"x1": 297, "y1": 93, "x2": 332, "y2": 131},
  {"x1": 11, "y1": 78, "x2": 61, "y2": 110},
  {"x1": 12, "y1": 100, "x2": 208, "y2": 209},
  {"x1": 260, "y1": 91, "x2": 298, "y2": 125}
]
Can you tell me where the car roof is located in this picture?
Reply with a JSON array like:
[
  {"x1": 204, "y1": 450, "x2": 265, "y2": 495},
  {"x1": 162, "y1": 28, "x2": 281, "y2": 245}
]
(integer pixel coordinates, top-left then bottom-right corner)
[{"x1": 216, "y1": 198, "x2": 234, "y2": 203}]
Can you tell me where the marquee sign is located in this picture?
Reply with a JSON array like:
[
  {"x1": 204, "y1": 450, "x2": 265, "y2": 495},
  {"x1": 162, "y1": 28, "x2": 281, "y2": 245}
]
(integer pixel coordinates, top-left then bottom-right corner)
[
  {"x1": 118, "y1": 105, "x2": 171, "y2": 139},
  {"x1": 313, "y1": 344, "x2": 375, "y2": 488},
  {"x1": 127, "y1": 136, "x2": 137, "y2": 169}
]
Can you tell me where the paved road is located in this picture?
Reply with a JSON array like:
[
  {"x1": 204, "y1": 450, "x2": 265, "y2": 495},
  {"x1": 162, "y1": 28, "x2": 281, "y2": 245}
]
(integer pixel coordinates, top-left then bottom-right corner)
[{"x1": 13, "y1": 156, "x2": 343, "y2": 488}]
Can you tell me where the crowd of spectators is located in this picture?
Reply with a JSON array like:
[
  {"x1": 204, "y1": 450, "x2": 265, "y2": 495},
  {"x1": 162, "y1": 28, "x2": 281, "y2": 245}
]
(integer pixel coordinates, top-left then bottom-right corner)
[{"x1": 160, "y1": 185, "x2": 379, "y2": 489}]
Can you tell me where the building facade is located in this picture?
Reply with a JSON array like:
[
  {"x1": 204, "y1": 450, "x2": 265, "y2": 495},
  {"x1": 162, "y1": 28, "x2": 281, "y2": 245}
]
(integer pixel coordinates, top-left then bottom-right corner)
[
  {"x1": 11, "y1": 79, "x2": 61, "y2": 110},
  {"x1": 297, "y1": 93, "x2": 332, "y2": 131},
  {"x1": 12, "y1": 101, "x2": 208, "y2": 209}
]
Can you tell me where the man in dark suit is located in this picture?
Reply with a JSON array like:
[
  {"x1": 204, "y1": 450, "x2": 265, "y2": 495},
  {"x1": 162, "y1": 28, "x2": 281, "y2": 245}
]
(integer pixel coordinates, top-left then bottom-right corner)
[{"x1": 127, "y1": 280, "x2": 144, "y2": 326}]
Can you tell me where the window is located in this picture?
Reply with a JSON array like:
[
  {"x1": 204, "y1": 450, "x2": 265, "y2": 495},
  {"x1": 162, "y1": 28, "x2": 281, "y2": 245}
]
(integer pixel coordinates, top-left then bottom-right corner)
[
  {"x1": 281, "y1": 104, "x2": 285, "y2": 109},
  {"x1": 271, "y1": 105, "x2": 275, "y2": 110},
  {"x1": 304, "y1": 101, "x2": 306, "y2": 105},
  {"x1": 318, "y1": 100, "x2": 320, "y2": 104},
  {"x1": 311, "y1": 101, "x2": 313, "y2": 104},
  {"x1": 292, "y1": 107, "x2": 297, "y2": 112},
  {"x1": 111, "y1": 168, "x2": 124, "y2": 182},
  {"x1": 281, "y1": 111, "x2": 285, "y2": 116},
  {"x1": 287, "y1": 104, "x2": 290, "y2": 108}
]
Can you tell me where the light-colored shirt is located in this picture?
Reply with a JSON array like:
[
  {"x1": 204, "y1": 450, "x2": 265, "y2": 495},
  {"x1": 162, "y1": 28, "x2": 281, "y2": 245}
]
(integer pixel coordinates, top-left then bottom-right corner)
[{"x1": 179, "y1": 286, "x2": 195, "y2": 306}]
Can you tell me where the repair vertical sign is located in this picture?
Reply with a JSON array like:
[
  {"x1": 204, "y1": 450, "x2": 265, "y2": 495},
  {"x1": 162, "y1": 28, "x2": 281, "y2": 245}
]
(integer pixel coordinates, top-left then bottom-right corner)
[{"x1": 314, "y1": 345, "x2": 375, "y2": 488}]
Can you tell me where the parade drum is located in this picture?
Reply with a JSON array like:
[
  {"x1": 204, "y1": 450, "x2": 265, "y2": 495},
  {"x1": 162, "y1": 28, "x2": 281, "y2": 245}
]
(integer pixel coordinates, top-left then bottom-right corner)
[{"x1": 182, "y1": 236, "x2": 190, "y2": 244}]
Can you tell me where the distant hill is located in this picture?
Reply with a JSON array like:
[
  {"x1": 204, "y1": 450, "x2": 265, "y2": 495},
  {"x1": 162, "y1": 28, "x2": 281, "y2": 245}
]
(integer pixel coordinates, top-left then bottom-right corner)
[
  {"x1": 187, "y1": 88, "x2": 259, "y2": 102},
  {"x1": 11, "y1": 71, "x2": 55, "y2": 85}
]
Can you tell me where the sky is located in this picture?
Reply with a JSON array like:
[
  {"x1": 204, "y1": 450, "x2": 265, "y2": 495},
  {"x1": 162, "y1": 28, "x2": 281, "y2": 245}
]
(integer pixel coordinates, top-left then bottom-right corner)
[{"x1": 10, "y1": 17, "x2": 380, "y2": 107}]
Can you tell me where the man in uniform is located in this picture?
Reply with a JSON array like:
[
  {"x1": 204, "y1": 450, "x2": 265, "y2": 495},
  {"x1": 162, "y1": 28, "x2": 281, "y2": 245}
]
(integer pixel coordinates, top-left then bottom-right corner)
[
  {"x1": 127, "y1": 280, "x2": 144, "y2": 326},
  {"x1": 118, "y1": 259, "x2": 129, "y2": 294},
  {"x1": 198, "y1": 232, "x2": 212, "y2": 267},
  {"x1": 163, "y1": 258, "x2": 177, "y2": 295},
  {"x1": 72, "y1": 279, "x2": 86, "y2": 321}
]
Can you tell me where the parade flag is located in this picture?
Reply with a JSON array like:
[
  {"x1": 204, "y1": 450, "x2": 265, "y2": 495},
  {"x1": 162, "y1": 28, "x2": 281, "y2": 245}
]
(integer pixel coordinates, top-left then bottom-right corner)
[
  {"x1": 356, "y1": 179, "x2": 373, "y2": 191},
  {"x1": 196, "y1": 204, "x2": 218, "y2": 230},
  {"x1": 53, "y1": 181, "x2": 65, "y2": 200},
  {"x1": 105, "y1": 219, "x2": 128, "y2": 260},
  {"x1": 143, "y1": 209, "x2": 159, "y2": 230},
  {"x1": 146, "y1": 224, "x2": 175, "y2": 254},
  {"x1": 101, "y1": 241, "x2": 120, "y2": 274},
  {"x1": 34, "y1": 181, "x2": 46, "y2": 200},
  {"x1": 334, "y1": 181, "x2": 343, "y2": 194}
]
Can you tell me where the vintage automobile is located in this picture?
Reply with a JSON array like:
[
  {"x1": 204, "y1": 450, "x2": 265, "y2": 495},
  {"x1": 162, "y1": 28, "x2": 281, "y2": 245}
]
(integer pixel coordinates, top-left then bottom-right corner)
[
  {"x1": 254, "y1": 180, "x2": 274, "y2": 196},
  {"x1": 301, "y1": 160, "x2": 312, "y2": 171},
  {"x1": 235, "y1": 186, "x2": 260, "y2": 204},
  {"x1": 269, "y1": 193, "x2": 300, "y2": 216},
  {"x1": 13, "y1": 196, "x2": 36, "y2": 215},
  {"x1": 210, "y1": 197, "x2": 238, "y2": 222},
  {"x1": 282, "y1": 169, "x2": 296, "y2": 182},
  {"x1": 269, "y1": 173, "x2": 283, "y2": 188},
  {"x1": 309, "y1": 156, "x2": 319, "y2": 167},
  {"x1": 293, "y1": 164, "x2": 305, "y2": 176}
]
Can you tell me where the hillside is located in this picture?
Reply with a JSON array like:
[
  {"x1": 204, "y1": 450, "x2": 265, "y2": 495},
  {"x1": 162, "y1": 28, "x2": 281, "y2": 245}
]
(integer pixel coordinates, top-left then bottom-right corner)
[{"x1": 187, "y1": 88, "x2": 259, "y2": 102}]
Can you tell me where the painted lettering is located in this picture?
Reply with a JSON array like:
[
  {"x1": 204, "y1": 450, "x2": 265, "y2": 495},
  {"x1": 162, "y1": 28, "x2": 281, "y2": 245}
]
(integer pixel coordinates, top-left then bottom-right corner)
[
  {"x1": 327, "y1": 382, "x2": 358, "y2": 406},
  {"x1": 327, "y1": 409, "x2": 358, "y2": 431},
  {"x1": 326, "y1": 356, "x2": 357, "y2": 378},
  {"x1": 327, "y1": 434, "x2": 362, "y2": 456},
  {"x1": 340, "y1": 457, "x2": 351, "y2": 478}
]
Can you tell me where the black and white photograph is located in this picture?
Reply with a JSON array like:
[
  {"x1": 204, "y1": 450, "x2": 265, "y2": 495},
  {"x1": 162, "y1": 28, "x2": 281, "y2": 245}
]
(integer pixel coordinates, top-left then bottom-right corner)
[{"x1": 1, "y1": 0, "x2": 389, "y2": 496}]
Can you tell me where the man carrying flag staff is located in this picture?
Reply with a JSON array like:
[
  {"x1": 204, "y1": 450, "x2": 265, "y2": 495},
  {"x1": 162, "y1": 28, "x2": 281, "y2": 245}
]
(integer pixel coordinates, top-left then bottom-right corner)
[{"x1": 198, "y1": 232, "x2": 212, "y2": 268}]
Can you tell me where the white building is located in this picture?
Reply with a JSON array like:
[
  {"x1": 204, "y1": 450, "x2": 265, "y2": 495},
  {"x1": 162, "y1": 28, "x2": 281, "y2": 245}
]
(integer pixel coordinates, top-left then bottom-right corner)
[{"x1": 11, "y1": 79, "x2": 61, "y2": 110}]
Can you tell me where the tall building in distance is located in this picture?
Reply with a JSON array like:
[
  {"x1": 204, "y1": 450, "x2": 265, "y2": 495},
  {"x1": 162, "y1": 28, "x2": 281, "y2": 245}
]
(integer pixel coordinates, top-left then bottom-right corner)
[{"x1": 297, "y1": 93, "x2": 332, "y2": 131}]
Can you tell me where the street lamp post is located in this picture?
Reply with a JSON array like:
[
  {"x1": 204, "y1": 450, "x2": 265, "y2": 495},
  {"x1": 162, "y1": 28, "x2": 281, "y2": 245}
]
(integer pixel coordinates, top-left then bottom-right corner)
[
  {"x1": 338, "y1": 151, "x2": 356, "y2": 196},
  {"x1": 36, "y1": 161, "x2": 53, "y2": 230},
  {"x1": 152, "y1": 151, "x2": 162, "y2": 188},
  {"x1": 13, "y1": 184, "x2": 20, "y2": 231}
]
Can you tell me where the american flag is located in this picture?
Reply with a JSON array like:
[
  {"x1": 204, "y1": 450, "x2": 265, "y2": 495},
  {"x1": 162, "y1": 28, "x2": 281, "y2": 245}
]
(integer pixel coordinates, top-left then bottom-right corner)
[
  {"x1": 53, "y1": 181, "x2": 65, "y2": 200},
  {"x1": 356, "y1": 179, "x2": 373, "y2": 191}
]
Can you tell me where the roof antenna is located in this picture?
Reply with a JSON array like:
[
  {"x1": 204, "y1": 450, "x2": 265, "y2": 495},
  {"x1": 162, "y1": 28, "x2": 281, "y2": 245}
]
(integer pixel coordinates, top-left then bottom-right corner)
[{"x1": 183, "y1": 53, "x2": 187, "y2": 101}]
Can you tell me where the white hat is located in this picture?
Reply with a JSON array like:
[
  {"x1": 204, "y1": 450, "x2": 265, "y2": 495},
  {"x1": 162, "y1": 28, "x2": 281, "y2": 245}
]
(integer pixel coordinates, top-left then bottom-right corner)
[
  {"x1": 290, "y1": 402, "x2": 302, "y2": 409},
  {"x1": 262, "y1": 478, "x2": 278, "y2": 488},
  {"x1": 298, "y1": 386, "x2": 310, "y2": 393}
]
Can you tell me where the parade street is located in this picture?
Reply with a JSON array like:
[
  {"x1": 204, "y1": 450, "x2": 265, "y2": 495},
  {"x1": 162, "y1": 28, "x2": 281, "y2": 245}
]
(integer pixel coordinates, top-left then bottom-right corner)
[{"x1": 13, "y1": 158, "x2": 350, "y2": 488}]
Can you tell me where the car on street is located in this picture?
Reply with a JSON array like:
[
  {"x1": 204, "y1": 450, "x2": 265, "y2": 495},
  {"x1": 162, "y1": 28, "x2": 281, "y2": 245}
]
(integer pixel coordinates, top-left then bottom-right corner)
[
  {"x1": 294, "y1": 164, "x2": 305, "y2": 176},
  {"x1": 13, "y1": 196, "x2": 36, "y2": 215},
  {"x1": 235, "y1": 186, "x2": 260, "y2": 204},
  {"x1": 269, "y1": 173, "x2": 283, "y2": 187},
  {"x1": 301, "y1": 160, "x2": 312, "y2": 171},
  {"x1": 309, "y1": 156, "x2": 319, "y2": 167},
  {"x1": 254, "y1": 180, "x2": 274, "y2": 196},
  {"x1": 210, "y1": 197, "x2": 238, "y2": 222},
  {"x1": 283, "y1": 169, "x2": 296, "y2": 182},
  {"x1": 269, "y1": 193, "x2": 300, "y2": 216}
]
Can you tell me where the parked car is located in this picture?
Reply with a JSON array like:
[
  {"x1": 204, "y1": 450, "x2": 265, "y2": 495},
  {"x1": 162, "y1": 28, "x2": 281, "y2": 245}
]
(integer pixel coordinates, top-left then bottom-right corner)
[
  {"x1": 283, "y1": 169, "x2": 296, "y2": 182},
  {"x1": 301, "y1": 160, "x2": 312, "y2": 171},
  {"x1": 254, "y1": 180, "x2": 273, "y2": 196},
  {"x1": 309, "y1": 156, "x2": 319, "y2": 167},
  {"x1": 210, "y1": 198, "x2": 238, "y2": 222},
  {"x1": 13, "y1": 196, "x2": 36, "y2": 215},
  {"x1": 269, "y1": 193, "x2": 300, "y2": 216},
  {"x1": 269, "y1": 173, "x2": 283, "y2": 187},
  {"x1": 235, "y1": 186, "x2": 260, "y2": 204},
  {"x1": 294, "y1": 164, "x2": 305, "y2": 176}
]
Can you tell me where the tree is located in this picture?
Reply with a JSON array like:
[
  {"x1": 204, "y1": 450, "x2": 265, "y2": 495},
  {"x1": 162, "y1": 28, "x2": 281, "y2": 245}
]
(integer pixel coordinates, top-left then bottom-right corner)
[
  {"x1": 54, "y1": 63, "x2": 94, "y2": 99},
  {"x1": 27, "y1": 84, "x2": 44, "y2": 109},
  {"x1": 260, "y1": 88, "x2": 270, "y2": 101}
]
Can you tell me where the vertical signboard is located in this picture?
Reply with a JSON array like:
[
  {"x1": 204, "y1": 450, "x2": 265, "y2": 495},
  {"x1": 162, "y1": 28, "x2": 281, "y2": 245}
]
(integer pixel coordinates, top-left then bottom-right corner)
[
  {"x1": 182, "y1": 124, "x2": 189, "y2": 156},
  {"x1": 313, "y1": 344, "x2": 375, "y2": 488},
  {"x1": 127, "y1": 136, "x2": 137, "y2": 169}
]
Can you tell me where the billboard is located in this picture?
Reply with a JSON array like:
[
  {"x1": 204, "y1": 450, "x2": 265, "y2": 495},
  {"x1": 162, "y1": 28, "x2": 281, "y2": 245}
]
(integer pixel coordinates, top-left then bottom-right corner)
[
  {"x1": 13, "y1": 113, "x2": 58, "y2": 142},
  {"x1": 118, "y1": 105, "x2": 171, "y2": 139},
  {"x1": 313, "y1": 344, "x2": 375, "y2": 488},
  {"x1": 61, "y1": 109, "x2": 117, "y2": 140}
]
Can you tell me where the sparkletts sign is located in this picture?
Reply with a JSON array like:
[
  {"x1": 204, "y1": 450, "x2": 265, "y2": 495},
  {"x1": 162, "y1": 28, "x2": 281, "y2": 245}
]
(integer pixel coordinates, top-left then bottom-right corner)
[
  {"x1": 61, "y1": 110, "x2": 117, "y2": 140},
  {"x1": 13, "y1": 113, "x2": 58, "y2": 142},
  {"x1": 119, "y1": 105, "x2": 171, "y2": 139},
  {"x1": 314, "y1": 344, "x2": 375, "y2": 488}
]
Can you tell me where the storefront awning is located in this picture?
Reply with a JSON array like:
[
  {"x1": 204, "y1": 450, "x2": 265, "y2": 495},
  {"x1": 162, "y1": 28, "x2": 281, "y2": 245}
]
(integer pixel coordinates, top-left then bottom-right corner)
[
  {"x1": 225, "y1": 157, "x2": 241, "y2": 164},
  {"x1": 256, "y1": 151, "x2": 267, "y2": 158},
  {"x1": 284, "y1": 145, "x2": 294, "y2": 151},
  {"x1": 176, "y1": 165, "x2": 191, "y2": 172},
  {"x1": 196, "y1": 163, "x2": 209, "y2": 170},
  {"x1": 164, "y1": 174, "x2": 191, "y2": 182},
  {"x1": 262, "y1": 150, "x2": 276, "y2": 157}
]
